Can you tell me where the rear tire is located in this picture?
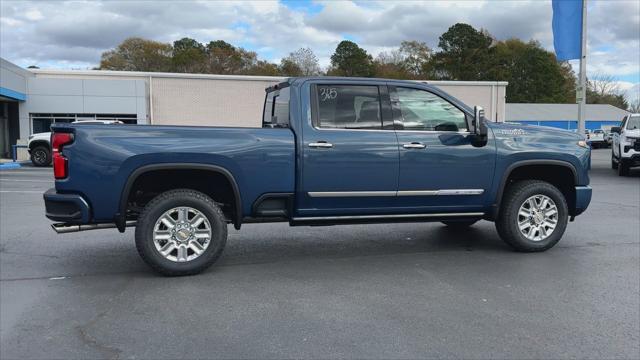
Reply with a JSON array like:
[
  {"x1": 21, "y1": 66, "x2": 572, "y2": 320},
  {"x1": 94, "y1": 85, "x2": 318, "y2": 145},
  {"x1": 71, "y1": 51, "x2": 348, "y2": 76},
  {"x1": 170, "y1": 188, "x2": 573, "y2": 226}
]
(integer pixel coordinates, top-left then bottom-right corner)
[
  {"x1": 441, "y1": 219, "x2": 479, "y2": 228},
  {"x1": 611, "y1": 152, "x2": 618, "y2": 169},
  {"x1": 30, "y1": 146, "x2": 51, "y2": 167},
  {"x1": 496, "y1": 180, "x2": 568, "y2": 252},
  {"x1": 135, "y1": 189, "x2": 227, "y2": 276}
]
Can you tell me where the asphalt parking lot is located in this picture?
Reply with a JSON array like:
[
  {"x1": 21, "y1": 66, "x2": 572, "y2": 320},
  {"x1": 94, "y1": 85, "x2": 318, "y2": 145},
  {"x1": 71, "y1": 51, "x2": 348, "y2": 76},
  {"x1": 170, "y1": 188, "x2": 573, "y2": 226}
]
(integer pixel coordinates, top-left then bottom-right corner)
[{"x1": 1, "y1": 149, "x2": 638, "y2": 359}]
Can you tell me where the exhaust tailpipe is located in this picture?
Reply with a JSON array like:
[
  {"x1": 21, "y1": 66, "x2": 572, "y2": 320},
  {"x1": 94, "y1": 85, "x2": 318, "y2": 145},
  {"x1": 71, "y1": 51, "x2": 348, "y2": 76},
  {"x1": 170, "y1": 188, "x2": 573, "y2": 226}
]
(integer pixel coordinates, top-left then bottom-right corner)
[{"x1": 51, "y1": 221, "x2": 136, "y2": 234}]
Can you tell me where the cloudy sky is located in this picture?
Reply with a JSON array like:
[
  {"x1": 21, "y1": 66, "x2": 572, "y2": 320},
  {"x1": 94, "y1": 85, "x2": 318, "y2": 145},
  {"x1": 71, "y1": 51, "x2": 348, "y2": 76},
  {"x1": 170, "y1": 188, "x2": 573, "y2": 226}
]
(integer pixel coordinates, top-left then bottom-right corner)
[{"x1": 1, "y1": 0, "x2": 638, "y2": 102}]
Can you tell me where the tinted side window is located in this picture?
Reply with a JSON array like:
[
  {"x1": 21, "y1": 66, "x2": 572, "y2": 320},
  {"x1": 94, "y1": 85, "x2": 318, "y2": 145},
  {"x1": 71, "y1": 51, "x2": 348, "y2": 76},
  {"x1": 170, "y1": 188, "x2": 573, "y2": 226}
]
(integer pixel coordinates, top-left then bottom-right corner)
[
  {"x1": 394, "y1": 87, "x2": 467, "y2": 131},
  {"x1": 620, "y1": 116, "x2": 627, "y2": 129},
  {"x1": 263, "y1": 87, "x2": 290, "y2": 128},
  {"x1": 315, "y1": 85, "x2": 382, "y2": 130}
]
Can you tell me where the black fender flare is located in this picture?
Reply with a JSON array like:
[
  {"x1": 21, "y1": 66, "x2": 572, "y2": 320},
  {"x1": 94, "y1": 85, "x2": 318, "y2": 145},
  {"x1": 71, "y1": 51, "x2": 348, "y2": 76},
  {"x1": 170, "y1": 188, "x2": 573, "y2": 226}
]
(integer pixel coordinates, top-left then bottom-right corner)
[
  {"x1": 491, "y1": 159, "x2": 578, "y2": 219},
  {"x1": 28, "y1": 140, "x2": 50, "y2": 151},
  {"x1": 116, "y1": 163, "x2": 242, "y2": 231}
]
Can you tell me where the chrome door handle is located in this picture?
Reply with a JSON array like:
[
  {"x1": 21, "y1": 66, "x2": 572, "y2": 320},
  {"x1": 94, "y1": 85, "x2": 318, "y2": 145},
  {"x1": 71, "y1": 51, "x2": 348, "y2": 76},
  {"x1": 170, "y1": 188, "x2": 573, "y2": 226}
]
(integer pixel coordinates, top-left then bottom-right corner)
[
  {"x1": 403, "y1": 142, "x2": 426, "y2": 149},
  {"x1": 308, "y1": 141, "x2": 333, "y2": 148}
]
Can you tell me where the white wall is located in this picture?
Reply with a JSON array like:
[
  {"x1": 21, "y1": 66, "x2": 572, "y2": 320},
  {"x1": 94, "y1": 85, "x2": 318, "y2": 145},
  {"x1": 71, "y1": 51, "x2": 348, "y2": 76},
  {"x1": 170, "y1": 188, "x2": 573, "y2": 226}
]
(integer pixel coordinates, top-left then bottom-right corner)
[
  {"x1": 22, "y1": 77, "x2": 148, "y2": 134},
  {"x1": 149, "y1": 77, "x2": 507, "y2": 127},
  {"x1": 29, "y1": 69, "x2": 508, "y2": 128}
]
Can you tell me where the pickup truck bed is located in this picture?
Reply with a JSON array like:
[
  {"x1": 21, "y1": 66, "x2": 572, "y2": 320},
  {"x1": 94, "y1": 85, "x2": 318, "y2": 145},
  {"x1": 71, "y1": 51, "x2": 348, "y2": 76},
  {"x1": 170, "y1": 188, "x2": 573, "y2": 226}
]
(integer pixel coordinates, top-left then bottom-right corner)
[{"x1": 54, "y1": 125, "x2": 294, "y2": 224}]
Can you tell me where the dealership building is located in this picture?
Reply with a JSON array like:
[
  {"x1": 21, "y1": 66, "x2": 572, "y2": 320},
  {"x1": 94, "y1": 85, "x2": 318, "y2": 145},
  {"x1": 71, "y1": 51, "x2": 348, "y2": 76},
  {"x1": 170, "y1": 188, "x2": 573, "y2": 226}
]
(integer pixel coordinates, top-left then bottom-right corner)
[
  {"x1": 1, "y1": 57, "x2": 510, "y2": 159},
  {"x1": 506, "y1": 103, "x2": 629, "y2": 131}
]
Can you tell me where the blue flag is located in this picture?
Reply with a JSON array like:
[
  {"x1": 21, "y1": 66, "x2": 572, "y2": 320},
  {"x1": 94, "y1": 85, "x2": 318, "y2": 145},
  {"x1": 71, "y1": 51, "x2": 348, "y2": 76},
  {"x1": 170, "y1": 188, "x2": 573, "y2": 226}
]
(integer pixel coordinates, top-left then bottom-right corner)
[{"x1": 552, "y1": 0, "x2": 583, "y2": 61}]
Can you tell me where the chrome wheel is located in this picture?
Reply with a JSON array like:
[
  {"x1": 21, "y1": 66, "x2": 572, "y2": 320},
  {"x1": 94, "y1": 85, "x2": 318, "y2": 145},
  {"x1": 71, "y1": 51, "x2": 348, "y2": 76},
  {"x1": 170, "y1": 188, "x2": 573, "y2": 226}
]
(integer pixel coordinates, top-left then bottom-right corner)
[
  {"x1": 33, "y1": 149, "x2": 47, "y2": 163},
  {"x1": 153, "y1": 207, "x2": 211, "y2": 262},
  {"x1": 517, "y1": 194, "x2": 558, "y2": 242}
]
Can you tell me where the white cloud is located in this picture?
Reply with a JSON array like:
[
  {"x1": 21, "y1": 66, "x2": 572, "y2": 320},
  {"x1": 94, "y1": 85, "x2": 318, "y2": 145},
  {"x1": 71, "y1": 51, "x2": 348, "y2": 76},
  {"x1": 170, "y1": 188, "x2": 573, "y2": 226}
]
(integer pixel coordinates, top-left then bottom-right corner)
[{"x1": 0, "y1": 0, "x2": 637, "y2": 96}]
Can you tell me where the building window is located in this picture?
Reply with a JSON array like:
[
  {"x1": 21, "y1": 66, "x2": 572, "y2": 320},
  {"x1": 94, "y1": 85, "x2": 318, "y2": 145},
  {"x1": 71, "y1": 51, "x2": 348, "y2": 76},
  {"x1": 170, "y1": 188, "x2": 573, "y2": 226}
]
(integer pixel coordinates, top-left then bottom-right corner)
[{"x1": 29, "y1": 113, "x2": 138, "y2": 134}]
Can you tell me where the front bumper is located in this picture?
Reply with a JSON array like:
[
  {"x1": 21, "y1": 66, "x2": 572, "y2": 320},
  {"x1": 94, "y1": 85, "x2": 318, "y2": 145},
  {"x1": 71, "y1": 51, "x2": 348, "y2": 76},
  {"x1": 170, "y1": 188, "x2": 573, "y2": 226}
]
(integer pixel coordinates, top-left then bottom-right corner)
[
  {"x1": 574, "y1": 185, "x2": 592, "y2": 216},
  {"x1": 43, "y1": 188, "x2": 91, "y2": 223},
  {"x1": 620, "y1": 154, "x2": 640, "y2": 168}
]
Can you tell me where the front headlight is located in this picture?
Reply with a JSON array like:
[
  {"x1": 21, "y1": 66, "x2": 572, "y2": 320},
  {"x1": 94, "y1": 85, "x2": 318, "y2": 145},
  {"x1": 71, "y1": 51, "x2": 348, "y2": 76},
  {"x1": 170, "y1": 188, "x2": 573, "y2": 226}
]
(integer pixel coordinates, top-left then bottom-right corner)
[
  {"x1": 577, "y1": 140, "x2": 589, "y2": 148},
  {"x1": 621, "y1": 136, "x2": 636, "y2": 146}
]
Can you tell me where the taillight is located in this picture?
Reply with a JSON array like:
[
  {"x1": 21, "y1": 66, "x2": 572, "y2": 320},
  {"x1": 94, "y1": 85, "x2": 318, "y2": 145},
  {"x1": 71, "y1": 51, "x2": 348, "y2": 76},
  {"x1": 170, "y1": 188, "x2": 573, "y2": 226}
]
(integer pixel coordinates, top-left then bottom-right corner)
[{"x1": 51, "y1": 132, "x2": 74, "y2": 179}]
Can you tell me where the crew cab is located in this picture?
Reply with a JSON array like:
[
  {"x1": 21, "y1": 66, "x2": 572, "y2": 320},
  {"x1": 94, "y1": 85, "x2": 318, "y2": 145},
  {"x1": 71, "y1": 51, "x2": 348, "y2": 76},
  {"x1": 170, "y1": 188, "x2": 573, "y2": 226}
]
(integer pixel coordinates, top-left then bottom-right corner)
[
  {"x1": 43, "y1": 77, "x2": 592, "y2": 275},
  {"x1": 611, "y1": 113, "x2": 640, "y2": 176}
]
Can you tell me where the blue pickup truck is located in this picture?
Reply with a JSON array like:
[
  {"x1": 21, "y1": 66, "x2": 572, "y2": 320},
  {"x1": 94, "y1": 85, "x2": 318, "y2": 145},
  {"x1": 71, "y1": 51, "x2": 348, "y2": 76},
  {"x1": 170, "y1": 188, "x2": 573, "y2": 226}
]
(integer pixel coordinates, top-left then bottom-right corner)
[{"x1": 44, "y1": 77, "x2": 592, "y2": 275}]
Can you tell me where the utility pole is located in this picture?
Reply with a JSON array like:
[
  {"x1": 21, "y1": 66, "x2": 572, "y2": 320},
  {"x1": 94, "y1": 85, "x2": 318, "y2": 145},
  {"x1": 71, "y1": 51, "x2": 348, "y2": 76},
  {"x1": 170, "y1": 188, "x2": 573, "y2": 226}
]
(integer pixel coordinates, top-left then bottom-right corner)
[{"x1": 577, "y1": 0, "x2": 587, "y2": 135}]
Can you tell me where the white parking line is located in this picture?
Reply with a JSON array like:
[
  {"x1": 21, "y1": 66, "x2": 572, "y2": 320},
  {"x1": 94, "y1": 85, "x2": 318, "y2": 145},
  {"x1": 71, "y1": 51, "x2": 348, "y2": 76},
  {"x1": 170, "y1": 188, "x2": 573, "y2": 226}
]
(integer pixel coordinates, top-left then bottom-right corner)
[
  {"x1": 0, "y1": 178, "x2": 52, "y2": 183},
  {"x1": 0, "y1": 190, "x2": 44, "y2": 193},
  {"x1": 0, "y1": 171, "x2": 52, "y2": 176}
]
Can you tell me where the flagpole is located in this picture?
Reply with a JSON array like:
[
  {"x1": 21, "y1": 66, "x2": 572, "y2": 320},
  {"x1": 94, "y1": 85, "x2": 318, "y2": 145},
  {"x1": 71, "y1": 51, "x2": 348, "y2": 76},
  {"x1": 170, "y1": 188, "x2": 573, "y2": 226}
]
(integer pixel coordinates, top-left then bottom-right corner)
[{"x1": 577, "y1": 0, "x2": 587, "y2": 135}]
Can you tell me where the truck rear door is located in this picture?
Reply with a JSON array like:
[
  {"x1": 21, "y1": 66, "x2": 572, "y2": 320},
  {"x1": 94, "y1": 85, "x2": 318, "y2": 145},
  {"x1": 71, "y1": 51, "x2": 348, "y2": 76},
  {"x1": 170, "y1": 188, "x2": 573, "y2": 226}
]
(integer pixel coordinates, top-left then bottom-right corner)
[{"x1": 297, "y1": 82, "x2": 399, "y2": 216}]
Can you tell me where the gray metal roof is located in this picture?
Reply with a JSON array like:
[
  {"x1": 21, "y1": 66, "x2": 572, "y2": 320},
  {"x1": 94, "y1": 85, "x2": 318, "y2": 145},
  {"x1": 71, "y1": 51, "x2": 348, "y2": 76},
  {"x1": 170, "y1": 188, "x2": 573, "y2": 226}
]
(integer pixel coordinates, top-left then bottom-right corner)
[{"x1": 506, "y1": 103, "x2": 629, "y2": 121}]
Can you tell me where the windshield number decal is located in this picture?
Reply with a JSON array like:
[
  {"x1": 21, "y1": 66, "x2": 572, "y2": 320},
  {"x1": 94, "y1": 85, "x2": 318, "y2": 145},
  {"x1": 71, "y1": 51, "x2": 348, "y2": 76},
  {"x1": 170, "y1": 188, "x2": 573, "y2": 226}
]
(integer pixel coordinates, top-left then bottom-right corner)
[{"x1": 319, "y1": 87, "x2": 337, "y2": 102}]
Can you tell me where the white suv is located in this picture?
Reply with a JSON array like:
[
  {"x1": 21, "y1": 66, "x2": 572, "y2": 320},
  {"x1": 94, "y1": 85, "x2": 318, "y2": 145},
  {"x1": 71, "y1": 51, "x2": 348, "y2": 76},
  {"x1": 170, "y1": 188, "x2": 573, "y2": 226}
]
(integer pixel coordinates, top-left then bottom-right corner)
[
  {"x1": 27, "y1": 120, "x2": 123, "y2": 166},
  {"x1": 611, "y1": 114, "x2": 640, "y2": 176}
]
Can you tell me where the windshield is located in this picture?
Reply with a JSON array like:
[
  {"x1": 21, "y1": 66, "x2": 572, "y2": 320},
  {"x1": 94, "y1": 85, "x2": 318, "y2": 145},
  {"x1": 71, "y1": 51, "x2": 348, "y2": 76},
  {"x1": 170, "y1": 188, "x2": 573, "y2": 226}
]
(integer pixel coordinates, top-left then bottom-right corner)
[
  {"x1": 626, "y1": 116, "x2": 640, "y2": 130},
  {"x1": 593, "y1": 129, "x2": 603, "y2": 134}
]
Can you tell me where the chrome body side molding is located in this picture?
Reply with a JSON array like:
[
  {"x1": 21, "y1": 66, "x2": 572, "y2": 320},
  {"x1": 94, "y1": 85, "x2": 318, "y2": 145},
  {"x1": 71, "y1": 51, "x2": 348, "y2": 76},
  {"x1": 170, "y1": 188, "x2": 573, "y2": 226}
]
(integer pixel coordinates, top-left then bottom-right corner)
[{"x1": 307, "y1": 189, "x2": 485, "y2": 197}]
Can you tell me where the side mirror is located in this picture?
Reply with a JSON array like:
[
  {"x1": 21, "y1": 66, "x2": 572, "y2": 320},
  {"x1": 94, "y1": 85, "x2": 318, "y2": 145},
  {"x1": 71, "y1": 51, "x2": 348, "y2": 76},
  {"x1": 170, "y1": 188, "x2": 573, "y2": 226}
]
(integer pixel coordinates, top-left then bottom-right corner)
[
  {"x1": 610, "y1": 126, "x2": 621, "y2": 134},
  {"x1": 473, "y1": 106, "x2": 488, "y2": 136},
  {"x1": 471, "y1": 106, "x2": 488, "y2": 147}
]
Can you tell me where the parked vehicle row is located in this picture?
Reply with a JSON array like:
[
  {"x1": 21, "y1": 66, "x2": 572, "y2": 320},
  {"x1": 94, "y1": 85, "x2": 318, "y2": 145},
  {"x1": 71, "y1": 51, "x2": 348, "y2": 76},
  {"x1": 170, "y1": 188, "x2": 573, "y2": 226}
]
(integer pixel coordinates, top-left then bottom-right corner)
[
  {"x1": 588, "y1": 129, "x2": 607, "y2": 148},
  {"x1": 43, "y1": 77, "x2": 592, "y2": 275},
  {"x1": 611, "y1": 113, "x2": 640, "y2": 176}
]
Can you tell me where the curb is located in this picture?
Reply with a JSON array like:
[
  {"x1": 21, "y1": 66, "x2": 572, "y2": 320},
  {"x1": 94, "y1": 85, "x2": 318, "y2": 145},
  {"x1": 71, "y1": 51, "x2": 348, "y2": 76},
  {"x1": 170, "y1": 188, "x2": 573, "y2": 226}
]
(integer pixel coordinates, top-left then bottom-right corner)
[{"x1": 0, "y1": 162, "x2": 22, "y2": 170}]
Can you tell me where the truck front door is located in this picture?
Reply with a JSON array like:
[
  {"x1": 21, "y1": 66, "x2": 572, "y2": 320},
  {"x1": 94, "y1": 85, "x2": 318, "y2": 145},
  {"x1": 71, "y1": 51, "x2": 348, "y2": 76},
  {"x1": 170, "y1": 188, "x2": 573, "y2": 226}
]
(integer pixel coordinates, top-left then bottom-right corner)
[
  {"x1": 390, "y1": 85, "x2": 495, "y2": 214},
  {"x1": 298, "y1": 83, "x2": 399, "y2": 217}
]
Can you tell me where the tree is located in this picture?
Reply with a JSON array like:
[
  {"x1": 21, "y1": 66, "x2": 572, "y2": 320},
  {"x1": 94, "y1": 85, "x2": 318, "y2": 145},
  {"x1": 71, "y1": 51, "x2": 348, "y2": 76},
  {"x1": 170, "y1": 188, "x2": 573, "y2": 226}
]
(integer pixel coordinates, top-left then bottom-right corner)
[
  {"x1": 373, "y1": 41, "x2": 432, "y2": 79},
  {"x1": 279, "y1": 58, "x2": 303, "y2": 76},
  {"x1": 489, "y1": 39, "x2": 576, "y2": 103},
  {"x1": 206, "y1": 40, "x2": 243, "y2": 74},
  {"x1": 329, "y1": 40, "x2": 374, "y2": 77},
  {"x1": 586, "y1": 73, "x2": 629, "y2": 109},
  {"x1": 99, "y1": 37, "x2": 173, "y2": 72},
  {"x1": 172, "y1": 38, "x2": 207, "y2": 73},
  {"x1": 281, "y1": 48, "x2": 320, "y2": 76},
  {"x1": 398, "y1": 40, "x2": 431, "y2": 78},
  {"x1": 428, "y1": 23, "x2": 494, "y2": 80},
  {"x1": 628, "y1": 98, "x2": 640, "y2": 113},
  {"x1": 373, "y1": 50, "x2": 411, "y2": 79},
  {"x1": 250, "y1": 60, "x2": 281, "y2": 76}
]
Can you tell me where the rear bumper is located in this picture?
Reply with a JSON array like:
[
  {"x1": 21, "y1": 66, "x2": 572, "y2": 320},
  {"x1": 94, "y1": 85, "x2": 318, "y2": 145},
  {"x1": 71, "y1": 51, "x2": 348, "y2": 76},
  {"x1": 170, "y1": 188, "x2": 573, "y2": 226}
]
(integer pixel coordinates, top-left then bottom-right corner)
[
  {"x1": 43, "y1": 188, "x2": 90, "y2": 223},
  {"x1": 574, "y1": 185, "x2": 592, "y2": 216}
]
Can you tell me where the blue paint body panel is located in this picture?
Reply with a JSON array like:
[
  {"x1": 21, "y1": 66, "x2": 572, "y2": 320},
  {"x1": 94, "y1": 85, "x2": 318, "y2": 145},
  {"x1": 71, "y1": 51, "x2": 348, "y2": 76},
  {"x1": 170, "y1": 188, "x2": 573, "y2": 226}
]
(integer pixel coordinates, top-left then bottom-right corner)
[
  {"x1": 50, "y1": 77, "x2": 592, "y2": 225},
  {"x1": 54, "y1": 125, "x2": 295, "y2": 221}
]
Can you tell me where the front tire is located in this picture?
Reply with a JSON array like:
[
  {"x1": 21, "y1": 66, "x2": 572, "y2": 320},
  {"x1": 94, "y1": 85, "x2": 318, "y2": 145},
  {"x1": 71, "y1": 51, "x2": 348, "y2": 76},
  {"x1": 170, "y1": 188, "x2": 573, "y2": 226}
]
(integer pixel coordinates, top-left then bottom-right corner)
[
  {"x1": 618, "y1": 159, "x2": 630, "y2": 176},
  {"x1": 30, "y1": 146, "x2": 51, "y2": 167},
  {"x1": 135, "y1": 189, "x2": 227, "y2": 276},
  {"x1": 496, "y1": 180, "x2": 568, "y2": 252}
]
